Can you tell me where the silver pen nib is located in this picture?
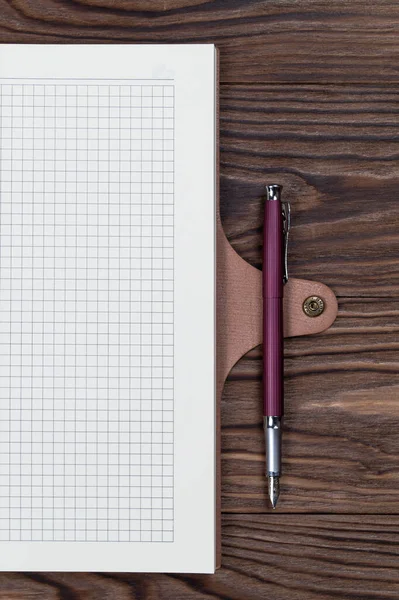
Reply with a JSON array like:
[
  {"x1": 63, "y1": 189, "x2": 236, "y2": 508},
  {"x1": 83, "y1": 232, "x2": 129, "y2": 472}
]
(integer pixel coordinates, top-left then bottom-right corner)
[
  {"x1": 268, "y1": 475, "x2": 280, "y2": 509},
  {"x1": 264, "y1": 416, "x2": 282, "y2": 508}
]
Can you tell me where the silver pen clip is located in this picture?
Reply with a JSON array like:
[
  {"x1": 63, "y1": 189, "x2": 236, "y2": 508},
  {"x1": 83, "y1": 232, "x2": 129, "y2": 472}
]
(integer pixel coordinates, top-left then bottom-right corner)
[{"x1": 282, "y1": 202, "x2": 291, "y2": 284}]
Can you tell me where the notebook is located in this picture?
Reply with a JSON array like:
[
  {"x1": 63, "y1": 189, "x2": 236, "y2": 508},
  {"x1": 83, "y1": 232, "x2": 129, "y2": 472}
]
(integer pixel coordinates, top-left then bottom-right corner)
[{"x1": 0, "y1": 44, "x2": 217, "y2": 573}]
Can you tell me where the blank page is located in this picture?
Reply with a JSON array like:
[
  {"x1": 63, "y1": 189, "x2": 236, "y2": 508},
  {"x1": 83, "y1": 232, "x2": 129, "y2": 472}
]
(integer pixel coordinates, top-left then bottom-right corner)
[{"x1": 0, "y1": 45, "x2": 216, "y2": 572}]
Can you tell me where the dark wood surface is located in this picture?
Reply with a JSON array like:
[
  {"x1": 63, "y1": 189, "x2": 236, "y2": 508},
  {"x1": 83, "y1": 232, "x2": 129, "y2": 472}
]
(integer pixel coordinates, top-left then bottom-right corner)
[
  {"x1": 2, "y1": 0, "x2": 399, "y2": 84},
  {"x1": 1, "y1": 1, "x2": 399, "y2": 598},
  {"x1": 220, "y1": 84, "x2": 399, "y2": 296},
  {"x1": 223, "y1": 298, "x2": 399, "y2": 513}
]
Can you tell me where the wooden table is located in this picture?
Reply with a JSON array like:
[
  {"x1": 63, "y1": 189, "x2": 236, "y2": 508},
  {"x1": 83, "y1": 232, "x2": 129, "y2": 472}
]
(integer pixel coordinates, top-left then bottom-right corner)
[{"x1": 1, "y1": 1, "x2": 399, "y2": 597}]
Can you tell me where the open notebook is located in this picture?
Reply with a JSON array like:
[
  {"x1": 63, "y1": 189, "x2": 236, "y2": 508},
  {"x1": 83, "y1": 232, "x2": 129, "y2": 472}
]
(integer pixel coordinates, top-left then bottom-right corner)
[{"x1": 0, "y1": 45, "x2": 217, "y2": 572}]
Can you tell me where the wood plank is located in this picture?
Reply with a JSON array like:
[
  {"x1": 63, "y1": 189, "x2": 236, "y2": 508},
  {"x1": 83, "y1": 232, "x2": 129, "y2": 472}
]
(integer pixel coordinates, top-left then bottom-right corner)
[
  {"x1": 0, "y1": 1, "x2": 399, "y2": 83},
  {"x1": 217, "y1": 515, "x2": 399, "y2": 600},
  {"x1": 220, "y1": 83, "x2": 399, "y2": 296},
  {"x1": 23, "y1": 572, "x2": 135, "y2": 598},
  {"x1": 0, "y1": 515, "x2": 396, "y2": 599},
  {"x1": 222, "y1": 298, "x2": 399, "y2": 513},
  {"x1": 0, "y1": 573, "x2": 58, "y2": 598}
]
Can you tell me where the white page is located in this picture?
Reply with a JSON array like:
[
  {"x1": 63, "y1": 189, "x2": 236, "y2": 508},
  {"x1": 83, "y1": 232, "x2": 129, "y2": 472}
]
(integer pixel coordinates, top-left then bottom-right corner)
[{"x1": 0, "y1": 45, "x2": 216, "y2": 572}]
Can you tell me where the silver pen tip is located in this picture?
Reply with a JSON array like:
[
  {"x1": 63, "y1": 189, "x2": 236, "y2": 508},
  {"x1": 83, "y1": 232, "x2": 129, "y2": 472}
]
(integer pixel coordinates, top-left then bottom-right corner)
[{"x1": 268, "y1": 475, "x2": 280, "y2": 509}]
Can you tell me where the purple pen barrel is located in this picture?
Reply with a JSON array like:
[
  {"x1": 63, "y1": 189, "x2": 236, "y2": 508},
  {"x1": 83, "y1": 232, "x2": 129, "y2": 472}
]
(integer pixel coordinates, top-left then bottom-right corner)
[
  {"x1": 263, "y1": 297, "x2": 283, "y2": 416},
  {"x1": 263, "y1": 185, "x2": 284, "y2": 418}
]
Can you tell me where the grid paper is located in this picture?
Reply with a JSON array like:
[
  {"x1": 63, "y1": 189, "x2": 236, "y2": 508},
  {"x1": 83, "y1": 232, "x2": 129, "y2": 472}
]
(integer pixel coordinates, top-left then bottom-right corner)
[{"x1": 0, "y1": 81, "x2": 174, "y2": 542}]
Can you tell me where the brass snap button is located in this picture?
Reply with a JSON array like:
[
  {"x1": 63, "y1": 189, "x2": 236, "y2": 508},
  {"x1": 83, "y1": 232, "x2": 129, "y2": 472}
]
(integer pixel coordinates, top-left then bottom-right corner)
[{"x1": 303, "y1": 296, "x2": 325, "y2": 317}]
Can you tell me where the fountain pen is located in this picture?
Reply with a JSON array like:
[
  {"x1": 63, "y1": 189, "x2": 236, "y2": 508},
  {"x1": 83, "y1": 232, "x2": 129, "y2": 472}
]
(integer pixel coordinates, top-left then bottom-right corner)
[{"x1": 263, "y1": 184, "x2": 290, "y2": 509}]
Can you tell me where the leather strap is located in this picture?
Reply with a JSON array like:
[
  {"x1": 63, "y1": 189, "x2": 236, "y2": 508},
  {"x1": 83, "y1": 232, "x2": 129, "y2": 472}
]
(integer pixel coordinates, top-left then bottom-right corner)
[{"x1": 216, "y1": 219, "x2": 338, "y2": 399}]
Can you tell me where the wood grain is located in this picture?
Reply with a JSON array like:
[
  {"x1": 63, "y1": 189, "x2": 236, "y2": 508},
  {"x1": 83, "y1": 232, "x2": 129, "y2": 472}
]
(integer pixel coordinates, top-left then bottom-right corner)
[
  {"x1": 222, "y1": 298, "x2": 399, "y2": 513},
  {"x1": 219, "y1": 515, "x2": 399, "y2": 600},
  {"x1": 0, "y1": 1, "x2": 399, "y2": 84},
  {"x1": 219, "y1": 84, "x2": 399, "y2": 297}
]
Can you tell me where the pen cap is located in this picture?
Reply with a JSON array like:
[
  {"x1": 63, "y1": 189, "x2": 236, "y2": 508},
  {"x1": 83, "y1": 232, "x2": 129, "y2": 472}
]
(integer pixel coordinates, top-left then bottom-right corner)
[{"x1": 263, "y1": 185, "x2": 284, "y2": 298}]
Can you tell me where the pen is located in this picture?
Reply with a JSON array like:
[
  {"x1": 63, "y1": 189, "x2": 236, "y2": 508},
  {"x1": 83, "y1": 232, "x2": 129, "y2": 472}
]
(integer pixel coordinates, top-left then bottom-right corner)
[{"x1": 263, "y1": 184, "x2": 290, "y2": 509}]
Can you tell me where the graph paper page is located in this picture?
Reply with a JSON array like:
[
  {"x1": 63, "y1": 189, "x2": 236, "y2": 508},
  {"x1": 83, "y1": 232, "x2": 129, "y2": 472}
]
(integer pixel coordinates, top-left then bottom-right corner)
[{"x1": 0, "y1": 45, "x2": 216, "y2": 572}]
